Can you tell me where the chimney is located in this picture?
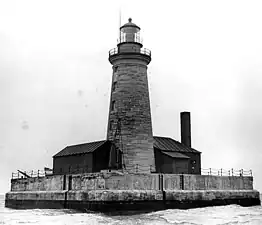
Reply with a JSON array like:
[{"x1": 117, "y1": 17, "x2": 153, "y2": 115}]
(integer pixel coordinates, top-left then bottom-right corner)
[{"x1": 180, "y1": 112, "x2": 191, "y2": 148}]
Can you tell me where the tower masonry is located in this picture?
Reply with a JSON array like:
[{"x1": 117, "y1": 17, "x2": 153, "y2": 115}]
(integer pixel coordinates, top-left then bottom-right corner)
[{"x1": 107, "y1": 18, "x2": 155, "y2": 173}]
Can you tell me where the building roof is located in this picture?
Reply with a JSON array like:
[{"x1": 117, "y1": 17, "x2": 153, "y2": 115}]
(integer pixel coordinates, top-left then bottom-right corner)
[
  {"x1": 153, "y1": 136, "x2": 201, "y2": 153},
  {"x1": 53, "y1": 136, "x2": 200, "y2": 158},
  {"x1": 53, "y1": 140, "x2": 109, "y2": 157},
  {"x1": 162, "y1": 151, "x2": 190, "y2": 159}
]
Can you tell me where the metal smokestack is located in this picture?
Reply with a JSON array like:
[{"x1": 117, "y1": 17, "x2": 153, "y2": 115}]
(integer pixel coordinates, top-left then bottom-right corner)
[{"x1": 180, "y1": 112, "x2": 191, "y2": 148}]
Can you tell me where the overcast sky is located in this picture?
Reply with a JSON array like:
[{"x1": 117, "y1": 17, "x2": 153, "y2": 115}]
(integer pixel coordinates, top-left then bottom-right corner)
[{"x1": 1, "y1": 0, "x2": 262, "y2": 193}]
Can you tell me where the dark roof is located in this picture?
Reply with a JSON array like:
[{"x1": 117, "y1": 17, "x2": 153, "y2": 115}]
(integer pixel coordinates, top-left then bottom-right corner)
[
  {"x1": 54, "y1": 136, "x2": 200, "y2": 158},
  {"x1": 53, "y1": 140, "x2": 109, "y2": 157},
  {"x1": 162, "y1": 151, "x2": 190, "y2": 159},
  {"x1": 120, "y1": 18, "x2": 140, "y2": 30},
  {"x1": 153, "y1": 136, "x2": 201, "y2": 153}
]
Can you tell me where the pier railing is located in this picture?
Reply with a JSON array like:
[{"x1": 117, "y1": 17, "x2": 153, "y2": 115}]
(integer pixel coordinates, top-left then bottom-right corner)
[
  {"x1": 125, "y1": 165, "x2": 253, "y2": 176},
  {"x1": 11, "y1": 168, "x2": 53, "y2": 179},
  {"x1": 201, "y1": 168, "x2": 252, "y2": 176},
  {"x1": 11, "y1": 166, "x2": 253, "y2": 179}
]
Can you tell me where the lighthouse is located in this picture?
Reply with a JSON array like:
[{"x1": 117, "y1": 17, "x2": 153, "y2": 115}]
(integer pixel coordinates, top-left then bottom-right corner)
[
  {"x1": 5, "y1": 16, "x2": 260, "y2": 213},
  {"x1": 107, "y1": 18, "x2": 155, "y2": 173},
  {"x1": 52, "y1": 18, "x2": 201, "y2": 176}
]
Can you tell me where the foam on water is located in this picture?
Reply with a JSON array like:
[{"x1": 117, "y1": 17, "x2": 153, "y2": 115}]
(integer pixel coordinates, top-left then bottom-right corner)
[{"x1": 1, "y1": 194, "x2": 262, "y2": 225}]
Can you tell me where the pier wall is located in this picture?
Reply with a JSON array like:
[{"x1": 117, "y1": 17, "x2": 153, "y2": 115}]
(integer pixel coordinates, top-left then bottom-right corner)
[
  {"x1": 183, "y1": 175, "x2": 253, "y2": 190},
  {"x1": 6, "y1": 173, "x2": 259, "y2": 211},
  {"x1": 10, "y1": 173, "x2": 253, "y2": 192},
  {"x1": 5, "y1": 189, "x2": 260, "y2": 211},
  {"x1": 11, "y1": 175, "x2": 64, "y2": 191},
  {"x1": 71, "y1": 173, "x2": 160, "y2": 190}
]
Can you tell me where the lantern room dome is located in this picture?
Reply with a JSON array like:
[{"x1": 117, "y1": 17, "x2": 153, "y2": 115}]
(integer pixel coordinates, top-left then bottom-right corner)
[{"x1": 120, "y1": 18, "x2": 140, "y2": 31}]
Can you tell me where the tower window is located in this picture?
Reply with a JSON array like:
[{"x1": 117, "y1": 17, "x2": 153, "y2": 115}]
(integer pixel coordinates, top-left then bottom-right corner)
[
  {"x1": 114, "y1": 66, "x2": 118, "y2": 73},
  {"x1": 111, "y1": 100, "x2": 116, "y2": 111},
  {"x1": 112, "y1": 81, "x2": 117, "y2": 92},
  {"x1": 109, "y1": 120, "x2": 113, "y2": 130}
]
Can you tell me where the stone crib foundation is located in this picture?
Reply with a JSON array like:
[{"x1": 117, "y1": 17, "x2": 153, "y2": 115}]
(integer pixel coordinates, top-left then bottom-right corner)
[{"x1": 5, "y1": 173, "x2": 261, "y2": 213}]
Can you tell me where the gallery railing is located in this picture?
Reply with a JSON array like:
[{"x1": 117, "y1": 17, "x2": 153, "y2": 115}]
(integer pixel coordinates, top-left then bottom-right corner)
[{"x1": 109, "y1": 47, "x2": 151, "y2": 57}]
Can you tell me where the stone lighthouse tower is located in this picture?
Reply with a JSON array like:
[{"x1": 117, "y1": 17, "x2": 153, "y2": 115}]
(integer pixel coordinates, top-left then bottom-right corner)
[{"x1": 107, "y1": 18, "x2": 155, "y2": 173}]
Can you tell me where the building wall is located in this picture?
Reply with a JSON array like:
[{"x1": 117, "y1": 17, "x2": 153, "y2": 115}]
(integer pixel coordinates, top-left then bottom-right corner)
[
  {"x1": 154, "y1": 149, "x2": 189, "y2": 174},
  {"x1": 107, "y1": 60, "x2": 155, "y2": 173},
  {"x1": 53, "y1": 153, "x2": 93, "y2": 175},
  {"x1": 180, "y1": 152, "x2": 201, "y2": 174},
  {"x1": 174, "y1": 158, "x2": 189, "y2": 174},
  {"x1": 154, "y1": 148, "x2": 163, "y2": 173},
  {"x1": 161, "y1": 154, "x2": 174, "y2": 173},
  {"x1": 93, "y1": 142, "x2": 111, "y2": 172}
]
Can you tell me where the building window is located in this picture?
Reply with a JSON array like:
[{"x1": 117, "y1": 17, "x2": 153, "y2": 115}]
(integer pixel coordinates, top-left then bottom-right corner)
[
  {"x1": 191, "y1": 160, "x2": 196, "y2": 171},
  {"x1": 112, "y1": 81, "x2": 117, "y2": 92},
  {"x1": 111, "y1": 100, "x2": 116, "y2": 111},
  {"x1": 114, "y1": 66, "x2": 118, "y2": 73}
]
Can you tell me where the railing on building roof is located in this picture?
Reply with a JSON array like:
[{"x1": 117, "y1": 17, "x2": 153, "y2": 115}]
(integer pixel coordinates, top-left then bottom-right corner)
[{"x1": 109, "y1": 47, "x2": 151, "y2": 57}]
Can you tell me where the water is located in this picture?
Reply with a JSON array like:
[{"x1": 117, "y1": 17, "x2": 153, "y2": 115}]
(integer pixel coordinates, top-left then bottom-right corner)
[{"x1": 1, "y1": 194, "x2": 262, "y2": 225}]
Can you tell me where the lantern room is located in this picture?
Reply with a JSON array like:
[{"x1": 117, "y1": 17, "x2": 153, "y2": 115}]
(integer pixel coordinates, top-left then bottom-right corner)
[{"x1": 118, "y1": 18, "x2": 142, "y2": 45}]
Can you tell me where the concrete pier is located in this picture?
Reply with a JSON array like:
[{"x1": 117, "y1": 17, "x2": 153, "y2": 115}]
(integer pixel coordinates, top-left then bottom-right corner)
[
  {"x1": 5, "y1": 172, "x2": 260, "y2": 213},
  {"x1": 5, "y1": 189, "x2": 260, "y2": 212}
]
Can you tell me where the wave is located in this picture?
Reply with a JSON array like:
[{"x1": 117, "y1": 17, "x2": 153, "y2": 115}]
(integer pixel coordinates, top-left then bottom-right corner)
[{"x1": 0, "y1": 197, "x2": 262, "y2": 224}]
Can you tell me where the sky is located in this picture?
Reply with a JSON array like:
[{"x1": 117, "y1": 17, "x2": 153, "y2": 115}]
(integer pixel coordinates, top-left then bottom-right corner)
[{"x1": 1, "y1": 0, "x2": 262, "y2": 193}]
